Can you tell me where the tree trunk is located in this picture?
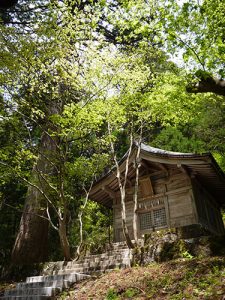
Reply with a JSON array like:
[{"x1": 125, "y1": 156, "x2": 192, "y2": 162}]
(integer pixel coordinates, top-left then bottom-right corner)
[
  {"x1": 11, "y1": 131, "x2": 57, "y2": 264},
  {"x1": 59, "y1": 219, "x2": 71, "y2": 261},
  {"x1": 133, "y1": 139, "x2": 142, "y2": 244},
  {"x1": 11, "y1": 188, "x2": 49, "y2": 264},
  {"x1": 121, "y1": 189, "x2": 134, "y2": 249},
  {"x1": 11, "y1": 98, "x2": 63, "y2": 264},
  {"x1": 108, "y1": 121, "x2": 134, "y2": 249},
  {"x1": 133, "y1": 158, "x2": 139, "y2": 244}
]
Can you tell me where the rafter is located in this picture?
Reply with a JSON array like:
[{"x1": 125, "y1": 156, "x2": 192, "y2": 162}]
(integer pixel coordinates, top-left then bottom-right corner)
[
  {"x1": 155, "y1": 162, "x2": 168, "y2": 174},
  {"x1": 140, "y1": 160, "x2": 149, "y2": 173},
  {"x1": 101, "y1": 186, "x2": 116, "y2": 199}
]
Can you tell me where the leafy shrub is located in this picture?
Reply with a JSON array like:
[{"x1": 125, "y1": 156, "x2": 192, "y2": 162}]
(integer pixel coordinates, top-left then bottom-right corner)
[
  {"x1": 123, "y1": 287, "x2": 139, "y2": 298},
  {"x1": 106, "y1": 288, "x2": 119, "y2": 300}
]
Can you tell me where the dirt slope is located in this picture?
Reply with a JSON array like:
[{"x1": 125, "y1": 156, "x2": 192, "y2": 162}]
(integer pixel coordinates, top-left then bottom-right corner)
[{"x1": 56, "y1": 257, "x2": 225, "y2": 300}]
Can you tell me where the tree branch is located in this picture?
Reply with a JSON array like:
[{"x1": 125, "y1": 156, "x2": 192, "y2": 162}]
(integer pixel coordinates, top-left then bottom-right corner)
[
  {"x1": 0, "y1": 161, "x2": 59, "y2": 218},
  {"x1": 186, "y1": 76, "x2": 225, "y2": 96}
]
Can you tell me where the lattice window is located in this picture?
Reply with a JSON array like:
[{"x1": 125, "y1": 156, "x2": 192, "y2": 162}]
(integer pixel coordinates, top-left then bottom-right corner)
[
  {"x1": 139, "y1": 208, "x2": 167, "y2": 231},
  {"x1": 153, "y1": 208, "x2": 167, "y2": 227},
  {"x1": 140, "y1": 211, "x2": 152, "y2": 230}
]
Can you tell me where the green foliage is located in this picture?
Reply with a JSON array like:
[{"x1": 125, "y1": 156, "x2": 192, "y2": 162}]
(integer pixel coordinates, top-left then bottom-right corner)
[
  {"x1": 69, "y1": 201, "x2": 112, "y2": 255},
  {"x1": 1, "y1": 0, "x2": 225, "y2": 263},
  {"x1": 106, "y1": 288, "x2": 119, "y2": 300},
  {"x1": 181, "y1": 251, "x2": 194, "y2": 260},
  {"x1": 0, "y1": 181, "x2": 26, "y2": 273},
  {"x1": 193, "y1": 95, "x2": 225, "y2": 153},
  {"x1": 123, "y1": 287, "x2": 139, "y2": 298},
  {"x1": 164, "y1": 0, "x2": 225, "y2": 77},
  {"x1": 152, "y1": 127, "x2": 205, "y2": 153},
  {"x1": 145, "y1": 258, "x2": 225, "y2": 300}
]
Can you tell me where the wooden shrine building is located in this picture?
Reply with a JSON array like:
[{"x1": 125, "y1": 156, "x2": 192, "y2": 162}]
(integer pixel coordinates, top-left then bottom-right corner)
[{"x1": 89, "y1": 144, "x2": 225, "y2": 241}]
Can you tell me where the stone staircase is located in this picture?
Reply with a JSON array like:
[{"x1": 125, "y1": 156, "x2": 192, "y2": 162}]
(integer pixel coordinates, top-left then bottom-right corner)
[{"x1": 1, "y1": 242, "x2": 131, "y2": 300}]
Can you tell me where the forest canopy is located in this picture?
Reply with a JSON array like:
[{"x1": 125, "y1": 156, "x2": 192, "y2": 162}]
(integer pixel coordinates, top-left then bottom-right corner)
[{"x1": 0, "y1": 0, "x2": 224, "y2": 266}]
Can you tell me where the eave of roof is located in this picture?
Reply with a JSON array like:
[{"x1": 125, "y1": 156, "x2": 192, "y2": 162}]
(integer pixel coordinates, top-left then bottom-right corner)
[{"x1": 89, "y1": 143, "x2": 225, "y2": 208}]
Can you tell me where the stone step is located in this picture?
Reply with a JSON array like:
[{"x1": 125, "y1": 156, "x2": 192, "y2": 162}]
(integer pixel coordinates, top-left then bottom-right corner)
[
  {"x1": 80, "y1": 252, "x2": 129, "y2": 260},
  {"x1": 57, "y1": 267, "x2": 91, "y2": 275},
  {"x1": 52, "y1": 261, "x2": 131, "y2": 275},
  {"x1": 88, "y1": 248, "x2": 130, "y2": 256},
  {"x1": 41, "y1": 248, "x2": 130, "y2": 272},
  {"x1": 1, "y1": 243, "x2": 133, "y2": 299},
  {"x1": 109, "y1": 240, "x2": 143, "y2": 251},
  {"x1": 78, "y1": 248, "x2": 130, "y2": 259},
  {"x1": 4, "y1": 287, "x2": 59, "y2": 297},
  {"x1": 60, "y1": 256, "x2": 130, "y2": 269},
  {"x1": 16, "y1": 279, "x2": 71, "y2": 289},
  {"x1": 58, "y1": 262, "x2": 130, "y2": 275},
  {"x1": 41, "y1": 250, "x2": 130, "y2": 275},
  {"x1": 1, "y1": 274, "x2": 88, "y2": 300},
  {"x1": 49, "y1": 256, "x2": 130, "y2": 274},
  {"x1": 0, "y1": 296, "x2": 50, "y2": 300},
  {"x1": 76, "y1": 253, "x2": 130, "y2": 264},
  {"x1": 26, "y1": 273, "x2": 88, "y2": 284}
]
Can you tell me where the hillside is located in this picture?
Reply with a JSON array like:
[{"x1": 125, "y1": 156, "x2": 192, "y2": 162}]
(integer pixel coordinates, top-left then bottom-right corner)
[{"x1": 56, "y1": 257, "x2": 225, "y2": 300}]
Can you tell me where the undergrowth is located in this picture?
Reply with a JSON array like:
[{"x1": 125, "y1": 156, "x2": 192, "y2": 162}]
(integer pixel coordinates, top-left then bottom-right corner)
[{"x1": 59, "y1": 257, "x2": 225, "y2": 300}]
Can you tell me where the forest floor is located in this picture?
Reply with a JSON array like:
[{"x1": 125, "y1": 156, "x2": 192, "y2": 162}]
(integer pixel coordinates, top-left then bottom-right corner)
[{"x1": 55, "y1": 256, "x2": 225, "y2": 300}]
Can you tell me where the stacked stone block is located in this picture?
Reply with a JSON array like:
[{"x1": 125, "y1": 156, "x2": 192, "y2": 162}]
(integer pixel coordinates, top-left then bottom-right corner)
[{"x1": 1, "y1": 242, "x2": 131, "y2": 299}]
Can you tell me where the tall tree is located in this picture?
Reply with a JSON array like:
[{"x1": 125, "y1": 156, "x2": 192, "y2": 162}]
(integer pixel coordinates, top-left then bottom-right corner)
[
  {"x1": 0, "y1": 0, "x2": 182, "y2": 263},
  {"x1": 1, "y1": 0, "x2": 110, "y2": 263}
]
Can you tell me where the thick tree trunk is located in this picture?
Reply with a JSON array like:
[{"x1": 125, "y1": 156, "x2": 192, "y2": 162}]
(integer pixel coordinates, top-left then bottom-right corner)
[
  {"x1": 11, "y1": 98, "x2": 64, "y2": 264},
  {"x1": 11, "y1": 125, "x2": 58, "y2": 264},
  {"x1": 11, "y1": 187, "x2": 49, "y2": 264}
]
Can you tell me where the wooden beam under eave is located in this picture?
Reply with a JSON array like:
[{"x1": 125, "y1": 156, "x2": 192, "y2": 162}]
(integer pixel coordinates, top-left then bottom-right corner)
[
  {"x1": 156, "y1": 162, "x2": 168, "y2": 174},
  {"x1": 177, "y1": 164, "x2": 189, "y2": 177},
  {"x1": 111, "y1": 169, "x2": 133, "y2": 187},
  {"x1": 140, "y1": 160, "x2": 150, "y2": 174},
  {"x1": 116, "y1": 172, "x2": 132, "y2": 187},
  {"x1": 140, "y1": 152, "x2": 207, "y2": 165},
  {"x1": 177, "y1": 164, "x2": 198, "y2": 181},
  {"x1": 149, "y1": 170, "x2": 167, "y2": 177},
  {"x1": 101, "y1": 186, "x2": 116, "y2": 200}
]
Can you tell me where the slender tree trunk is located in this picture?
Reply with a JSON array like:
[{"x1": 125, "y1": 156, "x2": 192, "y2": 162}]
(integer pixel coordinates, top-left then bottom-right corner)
[
  {"x1": 133, "y1": 147, "x2": 141, "y2": 244},
  {"x1": 118, "y1": 141, "x2": 134, "y2": 249},
  {"x1": 133, "y1": 133, "x2": 142, "y2": 244},
  {"x1": 133, "y1": 170, "x2": 139, "y2": 244},
  {"x1": 76, "y1": 183, "x2": 92, "y2": 260},
  {"x1": 59, "y1": 219, "x2": 71, "y2": 261},
  {"x1": 107, "y1": 121, "x2": 134, "y2": 249},
  {"x1": 120, "y1": 189, "x2": 134, "y2": 249}
]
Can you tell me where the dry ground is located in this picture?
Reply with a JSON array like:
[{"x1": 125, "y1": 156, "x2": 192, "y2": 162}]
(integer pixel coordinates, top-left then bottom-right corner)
[{"x1": 56, "y1": 257, "x2": 225, "y2": 300}]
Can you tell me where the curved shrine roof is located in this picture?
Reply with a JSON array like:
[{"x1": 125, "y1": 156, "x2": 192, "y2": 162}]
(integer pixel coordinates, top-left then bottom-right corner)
[{"x1": 89, "y1": 143, "x2": 225, "y2": 208}]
